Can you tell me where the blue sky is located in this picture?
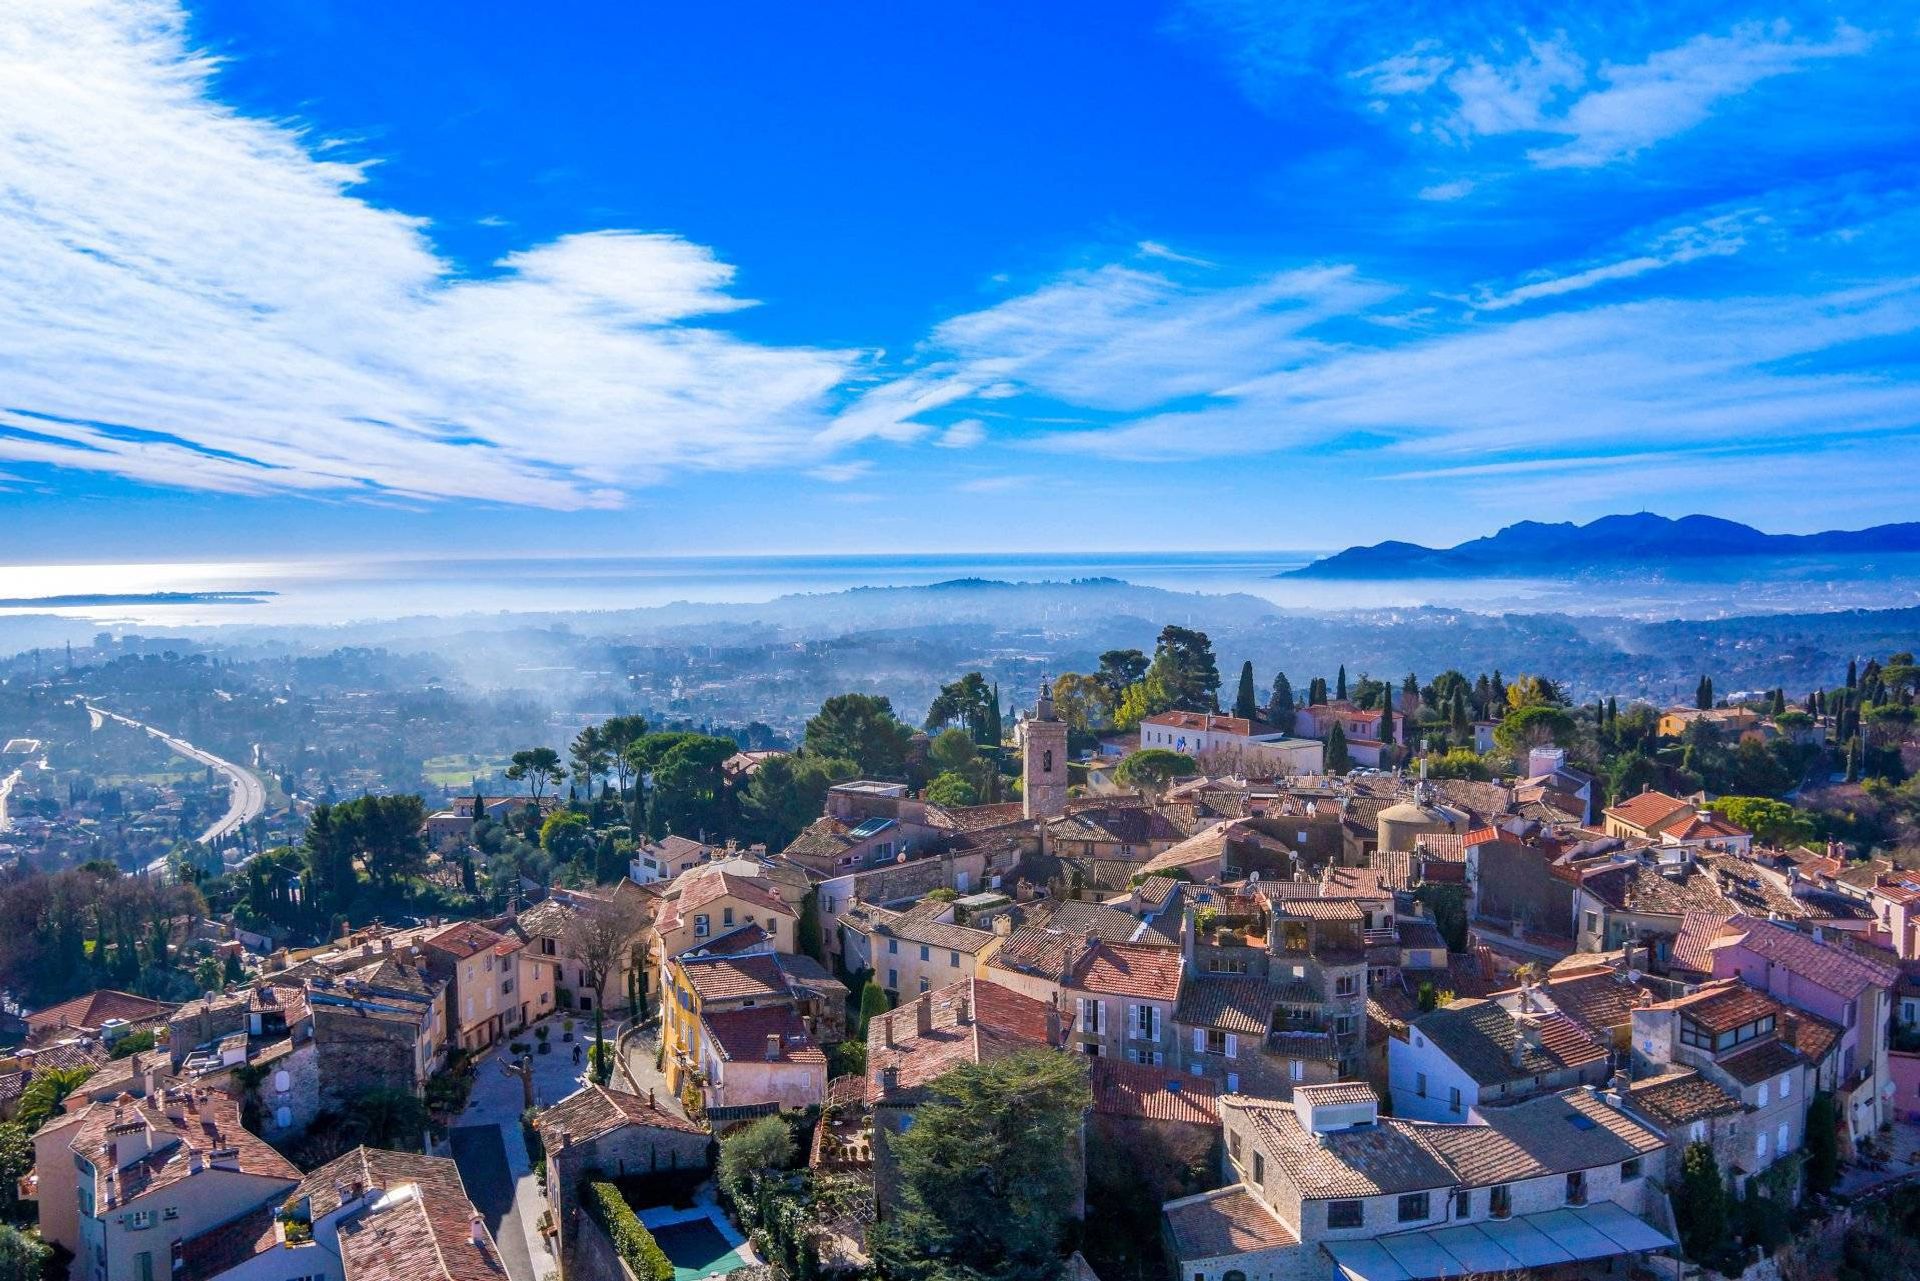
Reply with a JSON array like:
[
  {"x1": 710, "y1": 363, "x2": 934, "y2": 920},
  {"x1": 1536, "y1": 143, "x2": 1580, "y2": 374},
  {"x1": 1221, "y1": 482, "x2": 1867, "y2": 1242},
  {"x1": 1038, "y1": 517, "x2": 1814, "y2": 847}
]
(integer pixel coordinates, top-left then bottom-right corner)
[{"x1": 2, "y1": 0, "x2": 1918, "y2": 562}]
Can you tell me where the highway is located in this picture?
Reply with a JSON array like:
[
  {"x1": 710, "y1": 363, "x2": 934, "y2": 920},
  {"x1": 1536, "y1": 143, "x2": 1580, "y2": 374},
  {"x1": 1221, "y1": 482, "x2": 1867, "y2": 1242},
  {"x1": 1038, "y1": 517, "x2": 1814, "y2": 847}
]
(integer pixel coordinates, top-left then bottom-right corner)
[{"x1": 84, "y1": 703, "x2": 267, "y2": 872}]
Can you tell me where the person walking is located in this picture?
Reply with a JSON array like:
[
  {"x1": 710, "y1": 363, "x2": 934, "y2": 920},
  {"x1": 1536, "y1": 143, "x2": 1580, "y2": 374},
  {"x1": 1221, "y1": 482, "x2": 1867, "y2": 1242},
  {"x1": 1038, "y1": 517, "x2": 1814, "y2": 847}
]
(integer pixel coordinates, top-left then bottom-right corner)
[{"x1": 572, "y1": 1042, "x2": 582, "y2": 1066}]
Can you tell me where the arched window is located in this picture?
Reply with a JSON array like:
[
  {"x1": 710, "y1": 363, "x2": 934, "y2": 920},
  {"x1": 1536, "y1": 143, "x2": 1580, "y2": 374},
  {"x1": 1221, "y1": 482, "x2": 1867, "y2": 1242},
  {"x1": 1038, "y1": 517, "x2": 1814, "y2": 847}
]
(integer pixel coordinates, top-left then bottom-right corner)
[{"x1": 1042, "y1": 750, "x2": 1053, "y2": 772}]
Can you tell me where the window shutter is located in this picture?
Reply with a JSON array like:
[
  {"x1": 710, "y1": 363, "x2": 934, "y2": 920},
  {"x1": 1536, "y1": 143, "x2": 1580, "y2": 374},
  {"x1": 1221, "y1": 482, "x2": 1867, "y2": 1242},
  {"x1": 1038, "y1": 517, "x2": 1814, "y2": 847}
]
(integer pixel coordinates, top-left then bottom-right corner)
[
  {"x1": 1193, "y1": 1027, "x2": 1205, "y2": 1052},
  {"x1": 1225, "y1": 1033, "x2": 1239, "y2": 1059}
]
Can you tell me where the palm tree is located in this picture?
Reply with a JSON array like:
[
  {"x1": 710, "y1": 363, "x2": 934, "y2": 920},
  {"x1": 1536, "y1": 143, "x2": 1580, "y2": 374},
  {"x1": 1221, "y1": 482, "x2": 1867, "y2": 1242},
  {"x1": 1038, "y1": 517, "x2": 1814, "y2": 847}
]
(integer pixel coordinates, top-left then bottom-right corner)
[{"x1": 17, "y1": 1066, "x2": 94, "y2": 1131}]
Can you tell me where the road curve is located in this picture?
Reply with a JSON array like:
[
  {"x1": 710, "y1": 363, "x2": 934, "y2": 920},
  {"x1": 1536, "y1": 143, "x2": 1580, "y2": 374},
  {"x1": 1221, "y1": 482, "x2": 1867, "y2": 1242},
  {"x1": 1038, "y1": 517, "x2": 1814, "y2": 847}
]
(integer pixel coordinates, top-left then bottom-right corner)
[{"x1": 84, "y1": 703, "x2": 266, "y2": 871}]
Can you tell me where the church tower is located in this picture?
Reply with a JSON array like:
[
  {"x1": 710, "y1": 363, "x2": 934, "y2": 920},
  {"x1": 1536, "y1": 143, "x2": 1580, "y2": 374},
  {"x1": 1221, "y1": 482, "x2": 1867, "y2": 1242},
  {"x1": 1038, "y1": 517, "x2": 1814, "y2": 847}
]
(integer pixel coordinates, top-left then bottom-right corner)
[{"x1": 1021, "y1": 683, "x2": 1069, "y2": 819}]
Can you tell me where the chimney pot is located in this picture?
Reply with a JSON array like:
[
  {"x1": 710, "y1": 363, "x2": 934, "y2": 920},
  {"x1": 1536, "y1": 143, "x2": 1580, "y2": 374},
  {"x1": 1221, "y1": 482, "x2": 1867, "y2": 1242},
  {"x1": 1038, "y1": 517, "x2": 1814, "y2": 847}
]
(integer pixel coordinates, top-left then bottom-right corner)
[
  {"x1": 765, "y1": 1033, "x2": 782, "y2": 1061},
  {"x1": 914, "y1": 993, "x2": 933, "y2": 1036},
  {"x1": 470, "y1": 1214, "x2": 485, "y2": 1247}
]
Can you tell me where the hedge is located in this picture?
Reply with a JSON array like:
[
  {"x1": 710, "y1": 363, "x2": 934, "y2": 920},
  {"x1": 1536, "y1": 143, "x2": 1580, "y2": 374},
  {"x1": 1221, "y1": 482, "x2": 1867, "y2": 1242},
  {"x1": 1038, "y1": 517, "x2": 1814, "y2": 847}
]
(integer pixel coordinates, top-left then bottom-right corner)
[{"x1": 583, "y1": 1181, "x2": 672, "y2": 1281}]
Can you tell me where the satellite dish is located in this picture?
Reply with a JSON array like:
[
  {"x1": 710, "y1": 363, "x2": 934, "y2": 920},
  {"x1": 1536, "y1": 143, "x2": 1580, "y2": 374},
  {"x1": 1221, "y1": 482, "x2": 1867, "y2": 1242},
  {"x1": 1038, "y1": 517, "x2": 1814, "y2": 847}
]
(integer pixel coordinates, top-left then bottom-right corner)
[{"x1": 1248, "y1": 871, "x2": 1260, "y2": 882}]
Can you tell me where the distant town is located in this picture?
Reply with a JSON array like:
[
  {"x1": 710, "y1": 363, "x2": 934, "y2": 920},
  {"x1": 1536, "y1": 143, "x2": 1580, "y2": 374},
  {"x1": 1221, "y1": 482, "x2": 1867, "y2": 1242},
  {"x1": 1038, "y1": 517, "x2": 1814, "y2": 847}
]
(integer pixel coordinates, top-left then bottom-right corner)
[{"x1": 0, "y1": 621, "x2": 1915, "y2": 1281}]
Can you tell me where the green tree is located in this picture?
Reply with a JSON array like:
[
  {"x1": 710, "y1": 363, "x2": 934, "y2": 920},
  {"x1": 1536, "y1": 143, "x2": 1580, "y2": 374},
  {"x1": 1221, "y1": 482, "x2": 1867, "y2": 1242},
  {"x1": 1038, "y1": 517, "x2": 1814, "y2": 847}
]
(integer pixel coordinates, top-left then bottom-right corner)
[
  {"x1": 1696, "y1": 675, "x2": 1714, "y2": 710},
  {"x1": 506, "y1": 747, "x2": 565, "y2": 801},
  {"x1": 1049, "y1": 673, "x2": 1112, "y2": 736},
  {"x1": 739, "y1": 755, "x2": 846, "y2": 850},
  {"x1": 17, "y1": 1065, "x2": 93, "y2": 1131},
  {"x1": 0, "y1": 1223, "x2": 48, "y2": 1281},
  {"x1": 1114, "y1": 749, "x2": 1195, "y2": 795},
  {"x1": 928, "y1": 728, "x2": 978, "y2": 774},
  {"x1": 1424, "y1": 748, "x2": 1489, "y2": 781},
  {"x1": 797, "y1": 890, "x2": 824, "y2": 963},
  {"x1": 1336, "y1": 665, "x2": 1347, "y2": 701},
  {"x1": 599, "y1": 714, "x2": 650, "y2": 807},
  {"x1": 1378, "y1": 688, "x2": 1396, "y2": 755},
  {"x1": 804, "y1": 694, "x2": 914, "y2": 777},
  {"x1": 1095, "y1": 649, "x2": 1149, "y2": 700},
  {"x1": 1232, "y1": 661, "x2": 1258, "y2": 721},
  {"x1": 1153, "y1": 625, "x2": 1222, "y2": 712},
  {"x1": 0, "y1": 1123, "x2": 31, "y2": 1219},
  {"x1": 569, "y1": 725, "x2": 611, "y2": 803},
  {"x1": 641, "y1": 734, "x2": 739, "y2": 840},
  {"x1": 1673, "y1": 1142, "x2": 1731, "y2": 1263},
  {"x1": 541, "y1": 810, "x2": 592, "y2": 860},
  {"x1": 331, "y1": 794, "x2": 429, "y2": 888},
  {"x1": 1805, "y1": 1091, "x2": 1839, "y2": 1194},
  {"x1": 926, "y1": 672, "x2": 997, "y2": 743},
  {"x1": 1112, "y1": 670, "x2": 1173, "y2": 731},
  {"x1": 925, "y1": 772, "x2": 979, "y2": 808},
  {"x1": 1707, "y1": 797, "x2": 1815, "y2": 847},
  {"x1": 1267, "y1": 671, "x2": 1296, "y2": 733},
  {"x1": 349, "y1": 1088, "x2": 430, "y2": 1151},
  {"x1": 1493, "y1": 704, "x2": 1575, "y2": 758},
  {"x1": 858, "y1": 981, "x2": 893, "y2": 1034},
  {"x1": 872, "y1": 1050, "x2": 1091, "y2": 1281},
  {"x1": 1325, "y1": 721, "x2": 1351, "y2": 773},
  {"x1": 718, "y1": 1115, "x2": 796, "y2": 1205}
]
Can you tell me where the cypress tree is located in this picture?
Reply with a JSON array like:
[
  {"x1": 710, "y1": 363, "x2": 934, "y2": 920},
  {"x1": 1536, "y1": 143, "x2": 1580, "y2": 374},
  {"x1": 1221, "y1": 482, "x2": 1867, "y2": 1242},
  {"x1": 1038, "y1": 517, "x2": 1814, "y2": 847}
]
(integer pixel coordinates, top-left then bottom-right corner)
[
  {"x1": 1325, "y1": 721, "x2": 1351, "y2": 772},
  {"x1": 1268, "y1": 671, "x2": 1295, "y2": 732},
  {"x1": 1847, "y1": 658, "x2": 1858, "y2": 690},
  {"x1": 1378, "y1": 690, "x2": 1395, "y2": 752},
  {"x1": 986, "y1": 683, "x2": 1003, "y2": 745},
  {"x1": 1607, "y1": 695, "x2": 1618, "y2": 725},
  {"x1": 1232, "y1": 661, "x2": 1258, "y2": 721},
  {"x1": 1770, "y1": 688, "x2": 1786, "y2": 717},
  {"x1": 1336, "y1": 666, "x2": 1347, "y2": 702},
  {"x1": 1449, "y1": 689, "x2": 1470, "y2": 742}
]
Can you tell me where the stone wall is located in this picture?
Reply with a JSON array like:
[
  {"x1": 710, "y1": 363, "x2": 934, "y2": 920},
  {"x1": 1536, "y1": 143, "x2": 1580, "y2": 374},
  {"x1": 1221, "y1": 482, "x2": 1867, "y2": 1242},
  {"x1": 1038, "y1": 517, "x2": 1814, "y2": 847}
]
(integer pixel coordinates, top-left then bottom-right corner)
[{"x1": 313, "y1": 1006, "x2": 424, "y2": 1108}]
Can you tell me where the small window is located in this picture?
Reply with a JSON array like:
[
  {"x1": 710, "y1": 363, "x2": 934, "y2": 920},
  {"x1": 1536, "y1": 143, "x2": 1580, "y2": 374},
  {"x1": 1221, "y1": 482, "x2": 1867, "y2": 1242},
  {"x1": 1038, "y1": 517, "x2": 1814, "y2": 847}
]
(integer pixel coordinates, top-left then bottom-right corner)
[
  {"x1": 1453, "y1": 1189, "x2": 1470, "y2": 1219},
  {"x1": 1566, "y1": 1171, "x2": 1587, "y2": 1205},
  {"x1": 1449, "y1": 1086, "x2": 1462, "y2": 1114},
  {"x1": 1490, "y1": 1184, "x2": 1511, "y2": 1219},
  {"x1": 1415, "y1": 1071, "x2": 1427, "y2": 1098},
  {"x1": 1398, "y1": 1193, "x2": 1429, "y2": 1223},
  {"x1": 1327, "y1": 1200, "x2": 1363, "y2": 1229},
  {"x1": 888, "y1": 939, "x2": 898, "y2": 955},
  {"x1": 1252, "y1": 1152, "x2": 1265, "y2": 1185},
  {"x1": 723, "y1": 907, "x2": 734, "y2": 926},
  {"x1": 949, "y1": 950, "x2": 960, "y2": 967},
  {"x1": 920, "y1": 945, "x2": 930, "y2": 962},
  {"x1": 1621, "y1": 1157, "x2": 1642, "y2": 1181}
]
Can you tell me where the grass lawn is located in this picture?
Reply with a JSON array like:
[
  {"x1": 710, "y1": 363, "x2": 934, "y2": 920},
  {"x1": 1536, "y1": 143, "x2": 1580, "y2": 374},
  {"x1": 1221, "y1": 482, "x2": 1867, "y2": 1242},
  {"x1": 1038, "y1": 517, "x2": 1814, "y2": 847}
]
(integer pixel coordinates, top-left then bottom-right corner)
[
  {"x1": 423, "y1": 753, "x2": 511, "y2": 787},
  {"x1": 649, "y1": 1219, "x2": 743, "y2": 1281}
]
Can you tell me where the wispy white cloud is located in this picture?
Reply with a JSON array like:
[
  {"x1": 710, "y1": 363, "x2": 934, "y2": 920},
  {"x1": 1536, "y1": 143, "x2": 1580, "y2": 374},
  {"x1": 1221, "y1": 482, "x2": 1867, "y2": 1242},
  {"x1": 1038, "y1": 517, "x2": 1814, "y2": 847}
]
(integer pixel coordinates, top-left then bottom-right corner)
[
  {"x1": 0, "y1": 0, "x2": 863, "y2": 508},
  {"x1": 1136, "y1": 240, "x2": 1215, "y2": 267},
  {"x1": 1383, "y1": 21, "x2": 1872, "y2": 168},
  {"x1": 952, "y1": 474, "x2": 1032, "y2": 494},
  {"x1": 934, "y1": 419, "x2": 987, "y2": 449},
  {"x1": 807, "y1": 461, "x2": 874, "y2": 483},
  {"x1": 1417, "y1": 178, "x2": 1476, "y2": 202},
  {"x1": 1466, "y1": 212, "x2": 1755, "y2": 310}
]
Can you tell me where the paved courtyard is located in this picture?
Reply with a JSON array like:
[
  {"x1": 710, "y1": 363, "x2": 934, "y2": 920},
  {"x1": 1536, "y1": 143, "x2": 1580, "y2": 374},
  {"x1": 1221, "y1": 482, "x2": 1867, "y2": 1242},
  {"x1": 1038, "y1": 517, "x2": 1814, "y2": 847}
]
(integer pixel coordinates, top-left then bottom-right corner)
[{"x1": 454, "y1": 1016, "x2": 604, "y2": 1281}]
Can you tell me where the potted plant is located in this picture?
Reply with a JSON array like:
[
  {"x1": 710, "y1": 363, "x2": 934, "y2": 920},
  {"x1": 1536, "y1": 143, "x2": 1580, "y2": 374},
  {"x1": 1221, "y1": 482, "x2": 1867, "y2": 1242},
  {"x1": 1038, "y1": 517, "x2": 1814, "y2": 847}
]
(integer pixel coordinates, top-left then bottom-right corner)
[
  {"x1": 562, "y1": 1018, "x2": 574, "y2": 1043},
  {"x1": 535, "y1": 1025, "x2": 551, "y2": 1055}
]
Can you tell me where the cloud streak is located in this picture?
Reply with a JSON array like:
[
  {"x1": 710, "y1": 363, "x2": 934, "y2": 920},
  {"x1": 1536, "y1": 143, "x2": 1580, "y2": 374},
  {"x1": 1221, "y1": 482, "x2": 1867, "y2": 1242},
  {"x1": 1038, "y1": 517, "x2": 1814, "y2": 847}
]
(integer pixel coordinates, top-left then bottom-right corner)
[{"x1": 0, "y1": 0, "x2": 860, "y2": 508}]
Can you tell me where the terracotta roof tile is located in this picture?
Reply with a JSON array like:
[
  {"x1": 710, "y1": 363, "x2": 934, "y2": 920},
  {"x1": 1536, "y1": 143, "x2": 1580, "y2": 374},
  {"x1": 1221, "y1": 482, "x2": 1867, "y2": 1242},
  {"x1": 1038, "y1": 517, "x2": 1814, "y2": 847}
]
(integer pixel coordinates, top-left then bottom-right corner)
[
  {"x1": 679, "y1": 953, "x2": 791, "y2": 1003},
  {"x1": 1089, "y1": 1058, "x2": 1219, "y2": 1126},
  {"x1": 866, "y1": 978, "x2": 1058, "y2": 1103},
  {"x1": 535, "y1": 1082, "x2": 705, "y2": 1144},
  {"x1": 701, "y1": 1005, "x2": 826, "y2": 1066},
  {"x1": 1164, "y1": 1185, "x2": 1296, "y2": 1259},
  {"x1": 1174, "y1": 976, "x2": 1273, "y2": 1036},
  {"x1": 1628, "y1": 1070, "x2": 1743, "y2": 1127},
  {"x1": 1068, "y1": 942, "x2": 1184, "y2": 1001},
  {"x1": 1411, "y1": 999, "x2": 1605, "y2": 1086},
  {"x1": 1711, "y1": 915, "x2": 1899, "y2": 999}
]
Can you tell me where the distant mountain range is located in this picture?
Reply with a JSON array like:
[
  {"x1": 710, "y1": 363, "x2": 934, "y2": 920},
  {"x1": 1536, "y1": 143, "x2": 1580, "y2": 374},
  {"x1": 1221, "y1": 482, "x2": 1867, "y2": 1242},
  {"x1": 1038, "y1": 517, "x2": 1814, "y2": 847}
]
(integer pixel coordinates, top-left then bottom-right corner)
[{"x1": 1285, "y1": 513, "x2": 1920, "y2": 579}]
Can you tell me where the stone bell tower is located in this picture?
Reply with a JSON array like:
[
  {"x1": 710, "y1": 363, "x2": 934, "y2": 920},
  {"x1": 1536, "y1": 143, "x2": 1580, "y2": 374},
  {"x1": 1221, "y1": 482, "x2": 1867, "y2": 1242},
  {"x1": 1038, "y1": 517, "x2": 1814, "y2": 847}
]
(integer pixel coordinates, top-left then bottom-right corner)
[{"x1": 1021, "y1": 682, "x2": 1069, "y2": 820}]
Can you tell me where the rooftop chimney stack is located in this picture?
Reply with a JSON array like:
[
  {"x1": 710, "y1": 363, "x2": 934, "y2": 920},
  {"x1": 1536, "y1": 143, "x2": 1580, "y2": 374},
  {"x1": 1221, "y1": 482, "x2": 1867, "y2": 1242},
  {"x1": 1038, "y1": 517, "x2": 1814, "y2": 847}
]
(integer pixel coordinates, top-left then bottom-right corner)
[
  {"x1": 470, "y1": 1214, "x2": 486, "y2": 1247},
  {"x1": 765, "y1": 1033, "x2": 782, "y2": 1061},
  {"x1": 914, "y1": 993, "x2": 933, "y2": 1036}
]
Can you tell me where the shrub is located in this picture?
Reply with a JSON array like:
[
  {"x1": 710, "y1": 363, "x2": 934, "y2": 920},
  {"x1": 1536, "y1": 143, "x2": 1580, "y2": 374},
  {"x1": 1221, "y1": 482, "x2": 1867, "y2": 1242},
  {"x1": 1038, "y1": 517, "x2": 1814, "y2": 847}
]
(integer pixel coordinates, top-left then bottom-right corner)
[{"x1": 582, "y1": 1181, "x2": 671, "y2": 1281}]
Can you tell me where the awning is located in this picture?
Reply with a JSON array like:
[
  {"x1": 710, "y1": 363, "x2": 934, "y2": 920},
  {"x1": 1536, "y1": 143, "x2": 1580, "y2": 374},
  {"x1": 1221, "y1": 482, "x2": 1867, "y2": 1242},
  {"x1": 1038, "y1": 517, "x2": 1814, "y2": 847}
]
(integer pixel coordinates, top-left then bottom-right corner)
[{"x1": 1326, "y1": 1201, "x2": 1675, "y2": 1281}]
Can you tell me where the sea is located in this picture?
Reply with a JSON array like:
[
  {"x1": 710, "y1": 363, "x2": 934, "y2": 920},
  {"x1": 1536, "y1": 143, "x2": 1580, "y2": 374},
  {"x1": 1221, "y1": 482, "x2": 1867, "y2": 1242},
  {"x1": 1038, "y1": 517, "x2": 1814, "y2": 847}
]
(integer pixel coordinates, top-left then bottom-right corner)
[{"x1": 4, "y1": 549, "x2": 1920, "y2": 633}]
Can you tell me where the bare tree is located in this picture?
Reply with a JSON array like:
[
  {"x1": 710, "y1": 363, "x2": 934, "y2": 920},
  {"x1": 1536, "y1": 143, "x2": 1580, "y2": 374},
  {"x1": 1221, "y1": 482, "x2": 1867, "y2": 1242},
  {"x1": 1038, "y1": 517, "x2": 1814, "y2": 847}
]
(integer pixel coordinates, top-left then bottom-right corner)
[{"x1": 561, "y1": 892, "x2": 649, "y2": 1084}]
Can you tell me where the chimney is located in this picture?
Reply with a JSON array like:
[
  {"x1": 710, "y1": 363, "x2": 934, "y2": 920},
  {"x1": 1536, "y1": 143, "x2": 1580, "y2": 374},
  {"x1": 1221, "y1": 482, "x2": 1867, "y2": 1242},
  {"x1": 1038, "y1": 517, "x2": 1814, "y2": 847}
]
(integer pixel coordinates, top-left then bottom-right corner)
[
  {"x1": 470, "y1": 1214, "x2": 486, "y2": 1247},
  {"x1": 1046, "y1": 1005, "x2": 1062, "y2": 1046},
  {"x1": 881, "y1": 1013, "x2": 895, "y2": 1048},
  {"x1": 765, "y1": 1033, "x2": 782, "y2": 1061},
  {"x1": 880, "y1": 1064, "x2": 899, "y2": 1096},
  {"x1": 648, "y1": 1088, "x2": 656, "y2": 1109},
  {"x1": 1181, "y1": 903, "x2": 1197, "y2": 967},
  {"x1": 955, "y1": 994, "x2": 972, "y2": 1025},
  {"x1": 914, "y1": 993, "x2": 933, "y2": 1036},
  {"x1": 187, "y1": 1150, "x2": 203, "y2": 1174},
  {"x1": 992, "y1": 913, "x2": 1013, "y2": 937}
]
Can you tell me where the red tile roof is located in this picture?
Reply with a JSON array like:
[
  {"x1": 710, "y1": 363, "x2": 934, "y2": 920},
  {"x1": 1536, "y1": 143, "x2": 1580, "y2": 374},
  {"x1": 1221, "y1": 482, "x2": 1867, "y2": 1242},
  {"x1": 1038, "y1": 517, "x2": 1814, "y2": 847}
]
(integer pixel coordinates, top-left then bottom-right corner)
[
  {"x1": 26, "y1": 990, "x2": 175, "y2": 1038},
  {"x1": 425, "y1": 922, "x2": 510, "y2": 960},
  {"x1": 679, "y1": 952, "x2": 791, "y2": 1003},
  {"x1": 867, "y1": 978, "x2": 1058, "y2": 1103},
  {"x1": 1142, "y1": 711, "x2": 1270, "y2": 737},
  {"x1": 1713, "y1": 914, "x2": 1899, "y2": 998},
  {"x1": 1068, "y1": 941, "x2": 1185, "y2": 1001},
  {"x1": 329, "y1": 1148, "x2": 509, "y2": 1281},
  {"x1": 701, "y1": 1005, "x2": 826, "y2": 1066},
  {"x1": 1090, "y1": 1058, "x2": 1218, "y2": 1127},
  {"x1": 535, "y1": 1082, "x2": 705, "y2": 1144},
  {"x1": 1604, "y1": 790, "x2": 1693, "y2": 831}
]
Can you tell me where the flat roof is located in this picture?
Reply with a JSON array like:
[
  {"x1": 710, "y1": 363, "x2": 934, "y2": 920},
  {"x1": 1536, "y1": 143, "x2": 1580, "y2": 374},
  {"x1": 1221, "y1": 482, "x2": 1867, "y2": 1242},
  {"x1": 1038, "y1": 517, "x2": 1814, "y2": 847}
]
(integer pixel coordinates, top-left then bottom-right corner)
[{"x1": 1326, "y1": 1202, "x2": 1674, "y2": 1281}]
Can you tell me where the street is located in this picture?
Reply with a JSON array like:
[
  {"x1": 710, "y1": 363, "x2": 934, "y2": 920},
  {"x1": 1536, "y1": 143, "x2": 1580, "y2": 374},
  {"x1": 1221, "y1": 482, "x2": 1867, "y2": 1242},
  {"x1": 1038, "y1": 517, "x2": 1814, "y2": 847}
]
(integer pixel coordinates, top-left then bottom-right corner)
[{"x1": 84, "y1": 702, "x2": 267, "y2": 870}]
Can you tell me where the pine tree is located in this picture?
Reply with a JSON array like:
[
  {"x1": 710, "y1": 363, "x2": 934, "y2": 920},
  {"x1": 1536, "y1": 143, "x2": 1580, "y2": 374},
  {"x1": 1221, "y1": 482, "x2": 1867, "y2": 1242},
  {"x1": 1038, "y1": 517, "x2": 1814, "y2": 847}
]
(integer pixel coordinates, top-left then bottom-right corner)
[
  {"x1": 1336, "y1": 666, "x2": 1347, "y2": 702},
  {"x1": 1845, "y1": 734, "x2": 1861, "y2": 783},
  {"x1": 1695, "y1": 675, "x2": 1711, "y2": 710},
  {"x1": 1232, "y1": 661, "x2": 1259, "y2": 721},
  {"x1": 1847, "y1": 658, "x2": 1858, "y2": 690}
]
